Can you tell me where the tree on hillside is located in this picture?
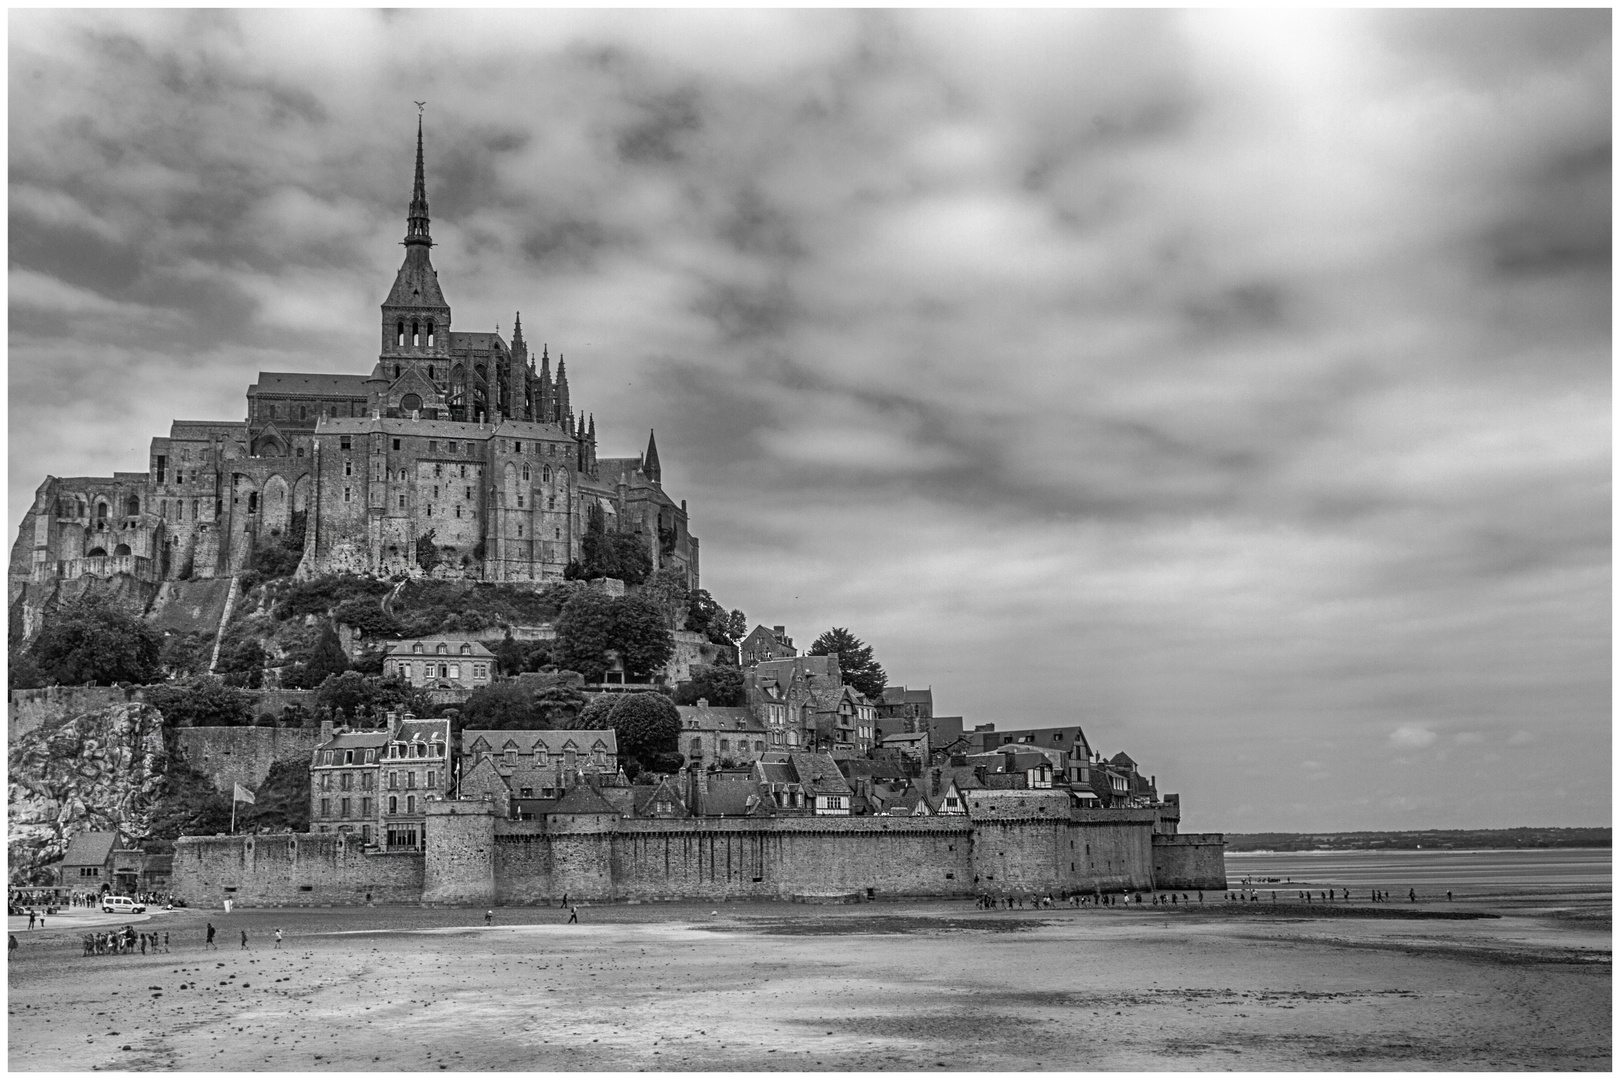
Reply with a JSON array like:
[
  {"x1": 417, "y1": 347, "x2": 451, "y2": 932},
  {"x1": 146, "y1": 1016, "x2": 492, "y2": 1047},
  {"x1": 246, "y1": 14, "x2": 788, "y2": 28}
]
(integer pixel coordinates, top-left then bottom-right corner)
[
  {"x1": 142, "y1": 763, "x2": 234, "y2": 851},
  {"x1": 531, "y1": 680, "x2": 588, "y2": 726},
  {"x1": 808, "y1": 627, "x2": 887, "y2": 701},
  {"x1": 673, "y1": 664, "x2": 745, "y2": 708},
  {"x1": 304, "y1": 622, "x2": 350, "y2": 686},
  {"x1": 29, "y1": 598, "x2": 163, "y2": 686},
  {"x1": 236, "y1": 759, "x2": 312, "y2": 833},
  {"x1": 458, "y1": 682, "x2": 541, "y2": 731},
  {"x1": 565, "y1": 504, "x2": 653, "y2": 586},
  {"x1": 553, "y1": 592, "x2": 674, "y2": 683},
  {"x1": 315, "y1": 672, "x2": 432, "y2": 725},
  {"x1": 570, "y1": 692, "x2": 682, "y2": 779},
  {"x1": 218, "y1": 639, "x2": 265, "y2": 688},
  {"x1": 144, "y1": 677, "x2": 255, "y2": 728},
  {"x1": 495, "y1": 630, "x2": 525, "y2": 677}
]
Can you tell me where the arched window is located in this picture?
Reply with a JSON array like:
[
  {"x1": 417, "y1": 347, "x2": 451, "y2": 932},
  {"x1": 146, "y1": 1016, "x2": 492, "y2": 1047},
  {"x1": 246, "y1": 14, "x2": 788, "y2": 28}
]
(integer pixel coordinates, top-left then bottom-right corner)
[
  {"x1": 542, "y1": 465, "x2": 551, "y2": 482},
  {"x1": 412, "y1": 321, "x2": 419, "y2": 347},
  {"x1": 397, "y1": 322, "x2": 405, "y2": 347},
  {"x1": 125, "y1": 495, "x2": 140, "y2": 517},
  {"x1": 428, "y1": 365, "x2": 435, "y2": 381},
  {"x1": 95, "y1": 501, "x2": 109, "y2": 521},
  {"x1": 394, "y1": 364, "x2": 401, "y2": 379},
  {"x1": 113, "y1": 543, "x2": 131, "y2": 557},
  {"x1": 86, "y1": 546, "x2": 108, "y2": 558},
  {"x1": 247, "y1": 492, "x2": 258, "y2": 514},
  {"x1": 426, "y1": 321, "x2": 434, "y2": 347},
  {"x1": 522, "y1": 465, "x2": 530, "y2": 482}
]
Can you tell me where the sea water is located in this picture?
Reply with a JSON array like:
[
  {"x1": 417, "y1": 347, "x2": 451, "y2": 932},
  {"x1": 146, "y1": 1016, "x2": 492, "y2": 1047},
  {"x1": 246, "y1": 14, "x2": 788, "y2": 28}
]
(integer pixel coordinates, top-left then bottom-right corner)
[{"x1": 1224, "y1": 847, "x2": 1611, "y2": 892}]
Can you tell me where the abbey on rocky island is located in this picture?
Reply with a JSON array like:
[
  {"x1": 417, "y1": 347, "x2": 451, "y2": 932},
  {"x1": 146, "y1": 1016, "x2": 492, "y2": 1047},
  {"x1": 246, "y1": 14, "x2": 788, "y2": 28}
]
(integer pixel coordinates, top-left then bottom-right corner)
[{"x1": 11, "y1": 119, "x2": 698, "y2": 594}]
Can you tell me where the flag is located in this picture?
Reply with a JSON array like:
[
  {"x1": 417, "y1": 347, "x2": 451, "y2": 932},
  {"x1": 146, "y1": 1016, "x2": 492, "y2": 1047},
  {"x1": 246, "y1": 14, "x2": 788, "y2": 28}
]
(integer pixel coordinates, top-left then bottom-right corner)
[{"x1": 233, "y1": 783, "x2": 256, "y2": 806}]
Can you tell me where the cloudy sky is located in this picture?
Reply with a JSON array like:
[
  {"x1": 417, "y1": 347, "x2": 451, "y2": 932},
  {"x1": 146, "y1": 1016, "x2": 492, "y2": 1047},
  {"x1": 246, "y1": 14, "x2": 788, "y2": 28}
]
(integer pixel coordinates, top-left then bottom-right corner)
[{"x1": 9, "y1": 10, "x2": 1609, "y2": 831}]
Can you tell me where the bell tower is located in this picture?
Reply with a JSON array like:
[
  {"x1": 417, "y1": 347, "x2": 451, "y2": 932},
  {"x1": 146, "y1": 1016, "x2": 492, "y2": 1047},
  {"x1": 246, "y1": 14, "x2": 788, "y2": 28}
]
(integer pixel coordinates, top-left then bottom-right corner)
[{"x1": 378, "y1": 114, "x2": 452, "y2": 416}]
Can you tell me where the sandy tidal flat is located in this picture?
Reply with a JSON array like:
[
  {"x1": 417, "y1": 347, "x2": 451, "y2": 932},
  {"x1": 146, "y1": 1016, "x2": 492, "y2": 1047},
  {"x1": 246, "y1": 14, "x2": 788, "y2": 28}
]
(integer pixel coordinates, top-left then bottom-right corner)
[{"x1": 7, "y1": 897, "x2": 1609, "y2": 1071}]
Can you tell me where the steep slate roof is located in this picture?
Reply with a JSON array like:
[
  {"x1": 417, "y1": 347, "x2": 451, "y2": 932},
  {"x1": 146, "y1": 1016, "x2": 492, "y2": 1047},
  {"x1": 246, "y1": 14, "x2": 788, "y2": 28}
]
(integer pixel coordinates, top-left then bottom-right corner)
[
  {"x1": 458, "y1": 756, "x2": 511, "y2": 806},
  {"x1": 396, "y1": 717, "x2": 450, "y2": 746},
  {"x1": 386, "y1": 637, "x2": 496, "y2": 660},
  {"x1": 550, "y1": 783, "x2": 619, "y2": 816},
  {"x1": 633, "y1": 777, "x2": 688, "y2": 817},
  {"x1": 62, "y1": 831, "x2": 117, "y2": 866},
  {"x1": 785, "y1": 753, "x2": 851, "y2": 796},
  {"x1": 249, "y1": 372, "x2": 372, "y2": 398},
  {"x1": 317, "y1": 730, "x2": 390, "y2": 752},
  {"x1": 463, "y1": 729, "x2": 618, "y2": 755},
  {"x1": 702, "y1": 775, "x2": 772, "y2": 817},
  {"x1": 756, "y1": 759, "x2": 800, "y2": 787},
  {"x1": 678, "y1": 704, "x2": 759, "y2": 731},
  {"x1": 447, "y1": 331, "x2": 503, "y2": 352},
  {"x1": 879, "y1": 686, "x2": 933, "y2": 707}
]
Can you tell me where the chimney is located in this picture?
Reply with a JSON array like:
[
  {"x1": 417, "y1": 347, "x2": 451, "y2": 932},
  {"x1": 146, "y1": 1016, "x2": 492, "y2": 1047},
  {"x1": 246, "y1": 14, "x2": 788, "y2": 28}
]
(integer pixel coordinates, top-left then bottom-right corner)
[
  {"x1": 320, "y1": 719, "x2": 333, "y2": 743},
  {"x1": 930, "y1": 768, "x2": 941, "y2": 796},
  {"x1": 696, "y1": 698, "x2": 708, "y2": 708}
]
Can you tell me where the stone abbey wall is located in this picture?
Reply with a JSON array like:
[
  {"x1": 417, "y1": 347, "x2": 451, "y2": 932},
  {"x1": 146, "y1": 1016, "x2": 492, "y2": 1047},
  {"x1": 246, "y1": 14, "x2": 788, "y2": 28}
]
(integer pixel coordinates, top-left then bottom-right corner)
[
  {"x1": 1150, "y1": 833, "x2": 1230, "y2": 891},
  {"x1": 178, "y1": 801, "x2": 1224, "y2": 908},
  {"x1": 172, "y1": 833, "x2": 424, "y2": 905}
]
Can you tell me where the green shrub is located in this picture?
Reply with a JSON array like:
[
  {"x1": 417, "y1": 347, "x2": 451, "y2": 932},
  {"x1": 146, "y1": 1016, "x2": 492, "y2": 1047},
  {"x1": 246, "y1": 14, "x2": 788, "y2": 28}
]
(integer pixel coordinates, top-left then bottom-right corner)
[{"x1": 144, "y1": 676, "x2": 255, "y2": 728}]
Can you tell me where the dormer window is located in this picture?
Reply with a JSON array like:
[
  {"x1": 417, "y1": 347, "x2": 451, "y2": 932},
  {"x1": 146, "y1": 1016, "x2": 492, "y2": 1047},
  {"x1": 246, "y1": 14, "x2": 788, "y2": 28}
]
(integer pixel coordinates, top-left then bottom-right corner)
[
  {"x1": 436, "y1": 643, "x2": 448, "y2": 655},
  {"x1": 460, "y1": 643, "x2": 472, "y2": 655},
  {"x1": 412, "y1": 643, "x2": 423, "y2": 654}
]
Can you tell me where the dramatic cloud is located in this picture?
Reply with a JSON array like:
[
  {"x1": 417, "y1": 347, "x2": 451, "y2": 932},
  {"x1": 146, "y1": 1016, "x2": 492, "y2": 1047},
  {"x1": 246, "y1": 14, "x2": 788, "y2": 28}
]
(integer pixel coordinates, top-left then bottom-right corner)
[{"x1": 8, "y1": 10, "x2": 1609, "y2": 830}]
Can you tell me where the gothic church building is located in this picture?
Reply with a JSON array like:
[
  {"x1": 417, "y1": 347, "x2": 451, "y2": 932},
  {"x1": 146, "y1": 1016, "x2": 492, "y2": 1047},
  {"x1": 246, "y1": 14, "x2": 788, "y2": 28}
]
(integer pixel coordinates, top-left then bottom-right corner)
[{"x1": 12, "y1": 121, "x2": 698, "y2": 594}]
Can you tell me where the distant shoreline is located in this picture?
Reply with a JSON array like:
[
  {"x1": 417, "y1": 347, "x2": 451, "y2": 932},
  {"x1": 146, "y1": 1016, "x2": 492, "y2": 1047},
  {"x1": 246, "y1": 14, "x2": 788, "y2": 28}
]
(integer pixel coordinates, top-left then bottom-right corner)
[{"x1": 1223, "y1": 828, "x2": 1610, "y2": 853}]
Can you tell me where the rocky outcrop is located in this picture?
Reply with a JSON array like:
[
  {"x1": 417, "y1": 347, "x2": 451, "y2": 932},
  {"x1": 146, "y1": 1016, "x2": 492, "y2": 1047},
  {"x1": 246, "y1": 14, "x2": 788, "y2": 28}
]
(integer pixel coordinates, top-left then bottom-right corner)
[{"x1": 7, "y1": 702, "x2": 169, "y2": 879}]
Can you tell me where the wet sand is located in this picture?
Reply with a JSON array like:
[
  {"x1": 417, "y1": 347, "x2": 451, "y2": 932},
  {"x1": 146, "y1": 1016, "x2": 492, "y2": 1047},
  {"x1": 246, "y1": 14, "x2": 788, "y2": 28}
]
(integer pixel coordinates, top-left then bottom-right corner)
[{"x1": 7, "y1": 891, "x2": 1609, "y2": 1071}]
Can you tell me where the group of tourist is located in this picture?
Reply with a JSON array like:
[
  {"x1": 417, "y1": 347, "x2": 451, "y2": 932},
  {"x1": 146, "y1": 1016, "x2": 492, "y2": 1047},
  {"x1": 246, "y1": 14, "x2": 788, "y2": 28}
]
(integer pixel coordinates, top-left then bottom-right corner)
[
  {"x1": 82, "y1": 926, "x2": 167, "y2": 956},
  {"x1": 974, "y1": 890, "x2": 1208, "y2": 909}
]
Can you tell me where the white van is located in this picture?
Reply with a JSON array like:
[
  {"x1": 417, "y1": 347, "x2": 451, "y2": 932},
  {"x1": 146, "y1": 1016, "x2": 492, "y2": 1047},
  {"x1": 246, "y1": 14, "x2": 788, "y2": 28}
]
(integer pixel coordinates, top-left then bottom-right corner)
[{"x1": 101, "y1": 896, "x2": 146, "y2": 915}]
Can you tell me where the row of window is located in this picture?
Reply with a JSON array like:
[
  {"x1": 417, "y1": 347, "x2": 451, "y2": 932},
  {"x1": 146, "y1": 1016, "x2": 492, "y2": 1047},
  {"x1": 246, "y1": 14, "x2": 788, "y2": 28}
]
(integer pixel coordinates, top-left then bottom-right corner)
[
  {"x1": 319, "y1": 769, "x2": 435, "y2": 791},
  {"x1": 257, "y1": 400, "x2": 366, "y2": 422},
  {"x1": 320, "y1": 743, "x2": 444, "y2": 765},
  {"x1": 397, "y1": 662, "x2": 487, "y2": 682},
  {"x1": 319, "y1": 794, "x2": 422, "y2": 818},
  {"x1": 489, "y1": 749, "x2": 604, "y2": 768}
]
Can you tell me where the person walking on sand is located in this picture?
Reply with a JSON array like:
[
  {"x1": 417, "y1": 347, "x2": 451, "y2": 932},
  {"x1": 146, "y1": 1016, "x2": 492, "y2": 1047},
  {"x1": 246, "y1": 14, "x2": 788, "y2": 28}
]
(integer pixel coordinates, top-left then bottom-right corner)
[
  {"x1": 9, "y1": 933, "x2": 16, "y2": 956},
  {"x1": 163, "y1": 931, "x2": 170, "y2": 953},
  {"x1": 26, "y1": 910, "x2": 35, "y2": 931},
  {"x1": 485, "y1": 910, "x2": 493, "y2": 926},
  {"x1": 1446, "y1": 891, "x2": 1453, "y2": 902},
  {"x1": 206, "y1": 922, "x2": 217, "y2": 949},
  {"x1": 140, "y1": 933, "x2": 147, "y2": 955},
  {"x1": 560, "y1": 893, "x2": 568, "y2": 909},
  {"x1": 274, "y1": 928, "x2": 283, "y2": 949},
  {"x1": 567, "y1": 905, "x2": 579, "y2": 925},
  {"x1": 241, "y1": 929, "x2": 249, "y2": 949},
  {"x1": 1409, "y1": 888, "x2": 1416, "y2": 903}
]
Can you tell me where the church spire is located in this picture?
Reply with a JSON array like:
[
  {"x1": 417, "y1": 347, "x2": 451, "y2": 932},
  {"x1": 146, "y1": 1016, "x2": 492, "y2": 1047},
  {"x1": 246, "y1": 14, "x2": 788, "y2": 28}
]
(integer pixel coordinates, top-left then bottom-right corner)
[
  {"x1": 511, "y1": 312, "x2": 524, "y2": 349},
  {"x1": 405, "y1": 114, "x2": 432, "y2": 247},
  {"x1": 643, "y1": 428, "x2": 661, "y2": 484}
]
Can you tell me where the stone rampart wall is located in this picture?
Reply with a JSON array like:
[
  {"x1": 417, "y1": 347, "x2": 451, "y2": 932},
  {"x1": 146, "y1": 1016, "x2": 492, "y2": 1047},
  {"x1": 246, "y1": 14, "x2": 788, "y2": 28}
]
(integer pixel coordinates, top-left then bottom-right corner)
[
  {"x1": 9, "y1": 685, "x2": 139, "y2": 738},
  {"x1": 170, "y1": 809, "x2": 1218, "y2": 907},
  {"x1": 173, "y1": 726, "x2": 320, "y2": 793},
  {"x1": 1150, "y1": 832, "x2": 1228, "y2": 890},
  {"x1": 171, "y1": 833, "x2": 424, "y2": 906}
]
